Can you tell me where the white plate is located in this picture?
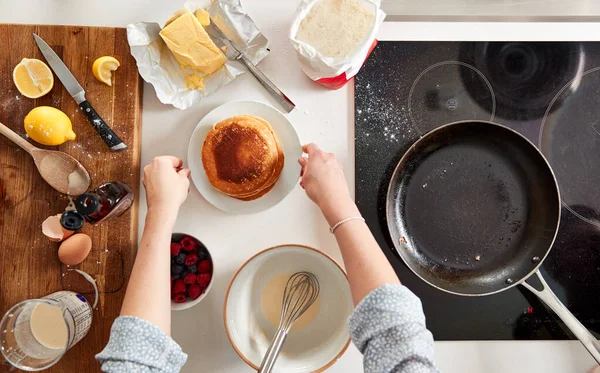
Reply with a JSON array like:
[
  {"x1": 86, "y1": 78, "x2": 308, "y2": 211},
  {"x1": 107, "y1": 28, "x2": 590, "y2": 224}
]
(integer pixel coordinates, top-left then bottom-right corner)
[
  {"x1": 224, "y1": 245, "x2": 353, "y2": 372},
  {"x1": 188, "y1": 101, "x2": 302, "y2": 214}
]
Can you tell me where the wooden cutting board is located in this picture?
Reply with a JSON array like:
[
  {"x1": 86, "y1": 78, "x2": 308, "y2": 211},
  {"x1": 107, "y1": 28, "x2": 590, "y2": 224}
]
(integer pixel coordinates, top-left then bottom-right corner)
[{"x1": 0, "y1": 24, "x2": 142, "y2": 372}]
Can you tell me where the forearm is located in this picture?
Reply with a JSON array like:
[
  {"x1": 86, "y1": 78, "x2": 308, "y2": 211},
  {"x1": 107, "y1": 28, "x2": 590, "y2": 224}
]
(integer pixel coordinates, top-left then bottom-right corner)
[
  {"x1": 120, "y1": 206, "x2": 176, "y2": 335},
  {"x1": 321, "y1": 197, "x2": 400, "y2": 306}
]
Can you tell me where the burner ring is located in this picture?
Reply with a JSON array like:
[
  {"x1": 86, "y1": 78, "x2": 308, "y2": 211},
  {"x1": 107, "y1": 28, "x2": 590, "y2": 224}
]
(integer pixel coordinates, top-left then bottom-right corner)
[
  {"x1": 461, "y1": 42, "x2": 585, "y2": 121},
  {"x1": 408, "y1": 61, "x2": 496, "y2": 135},
  {"x1": 540, "y1": 66, "x2": 600, "y2": 228}
]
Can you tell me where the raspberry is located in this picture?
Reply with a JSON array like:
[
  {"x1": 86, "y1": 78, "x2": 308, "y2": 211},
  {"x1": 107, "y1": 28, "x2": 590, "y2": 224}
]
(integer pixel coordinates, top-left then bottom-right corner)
[
  {"x1": 196, "y1": 273, "x2": 211, "y2": 287},
  {"x1": 180, "y1": 236, "x2": 197, "y2": 252},
  {"x1": 173, "y1": 293, "x2": 187, "y2": 303},
  {"x1": 187, "y1": 284, "x2": 202, "y2": 300},
  {"x1": 172, "y1": 279, "x2": 186, "y2": 294},
  {"x1": 170, "y1": 276, "x2": 174, "y2": 287},
  {"x1": 170, "y1": 242, "x2": 182, "y2": 256},
  {"x1": 184, "y1": 254, "x2": 199, "y2": 266},
  {"x1": 198, "y1": 259, "x2": 212, "y2": 273},
  {"x1": 183, "y1": 273, "x2": 196, "y2": 285}
]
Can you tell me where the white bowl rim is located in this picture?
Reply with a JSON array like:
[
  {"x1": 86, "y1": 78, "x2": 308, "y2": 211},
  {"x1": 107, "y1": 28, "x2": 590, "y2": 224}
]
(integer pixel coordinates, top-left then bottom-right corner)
[{"x1": 223, "y1": 244, "x2": 352, "y2": 372}]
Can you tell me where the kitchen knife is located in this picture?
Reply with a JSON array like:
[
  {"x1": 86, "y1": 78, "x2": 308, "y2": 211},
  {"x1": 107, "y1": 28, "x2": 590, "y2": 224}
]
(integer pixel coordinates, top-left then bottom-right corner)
[
  {"x1": 204, "y1": 23, "x2": 296, "y2": 113},
  {"x1": 33, "y1": 34, "x2": 127, "y2": 151}
]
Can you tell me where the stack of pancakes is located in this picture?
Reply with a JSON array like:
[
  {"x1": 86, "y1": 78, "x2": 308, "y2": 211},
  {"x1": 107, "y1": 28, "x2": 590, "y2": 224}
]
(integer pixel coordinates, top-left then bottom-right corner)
[{"x1": 202, "y1": 115, "x2": 284, "y2": 201}]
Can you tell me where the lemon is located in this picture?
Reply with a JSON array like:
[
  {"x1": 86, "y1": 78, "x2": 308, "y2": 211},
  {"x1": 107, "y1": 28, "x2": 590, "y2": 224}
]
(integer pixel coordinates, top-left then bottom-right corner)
[
  {"x1": 92, "y1": 56, "x2": 120, "y2": 86},
  {"x1": 13, "y1": 58, "x2": 54, "y2": 99},
  {"x1": 24, "y1": 106, "x2": 76, "y2": 146}
]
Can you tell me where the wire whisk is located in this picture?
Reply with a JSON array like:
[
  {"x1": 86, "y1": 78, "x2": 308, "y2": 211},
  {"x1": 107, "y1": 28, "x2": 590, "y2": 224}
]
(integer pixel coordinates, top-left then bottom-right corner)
[{"x1": 258, "y1": 272, "x2": 320, "y2": 373}]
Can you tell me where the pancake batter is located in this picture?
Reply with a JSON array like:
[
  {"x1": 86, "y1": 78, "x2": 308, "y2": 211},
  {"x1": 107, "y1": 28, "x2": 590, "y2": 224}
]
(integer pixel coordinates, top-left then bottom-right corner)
[
  {"x1": 261, "y1": 273, "x2": 320, "y2": 331},
  {"x1": 30, "y1": 303, "x2": 68, "y2": 350}
]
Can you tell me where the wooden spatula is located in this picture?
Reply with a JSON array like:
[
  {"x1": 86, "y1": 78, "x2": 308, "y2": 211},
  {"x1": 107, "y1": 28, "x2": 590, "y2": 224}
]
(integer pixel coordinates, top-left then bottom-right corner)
[{"x1": 0, "y1": 121, "x2": 91, "y2": 195}]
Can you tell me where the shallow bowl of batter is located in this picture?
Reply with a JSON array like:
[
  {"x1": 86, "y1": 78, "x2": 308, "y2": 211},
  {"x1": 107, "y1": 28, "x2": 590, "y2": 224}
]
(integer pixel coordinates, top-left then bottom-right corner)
[{"x1": 224, "y1": 244, "x2": 353, "y2": 372}]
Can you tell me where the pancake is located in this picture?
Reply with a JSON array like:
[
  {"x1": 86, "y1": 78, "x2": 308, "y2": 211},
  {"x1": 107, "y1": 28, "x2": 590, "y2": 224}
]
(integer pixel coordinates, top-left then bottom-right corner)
[
  {"x1": 236, "y1": 115, "x2": 285, "y2": 196},
  {"x1": 218, "y1": 115, "x2": 283, "y2": 199},
  {"x1": 202, "y1": 115, "x2": 284, "y2": 200}
]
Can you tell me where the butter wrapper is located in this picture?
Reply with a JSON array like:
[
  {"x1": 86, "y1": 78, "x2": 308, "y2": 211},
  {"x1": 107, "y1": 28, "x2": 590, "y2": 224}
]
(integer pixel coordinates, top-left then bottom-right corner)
[{"x1": 127, "y1": 0, "x2": 269, "y2": 110}]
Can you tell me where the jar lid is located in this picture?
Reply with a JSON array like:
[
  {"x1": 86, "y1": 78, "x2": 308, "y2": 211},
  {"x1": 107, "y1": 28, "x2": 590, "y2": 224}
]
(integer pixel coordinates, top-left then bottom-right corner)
[
  {"x1": 75, "y1": 194, "x2": 98, "y2": 216},
  {"x1": 60, "y1": 211, "x2": 84, "y2": 231}
]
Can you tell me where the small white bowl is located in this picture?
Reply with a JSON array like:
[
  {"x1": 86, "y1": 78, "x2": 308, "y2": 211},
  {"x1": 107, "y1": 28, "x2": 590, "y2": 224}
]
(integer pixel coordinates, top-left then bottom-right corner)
[
  {"x1": 171, "y1": 233, "x2": 214, "y2": 311},
  {"x1": 224, "y1": 245, "x2": 353, "y2": 372}
]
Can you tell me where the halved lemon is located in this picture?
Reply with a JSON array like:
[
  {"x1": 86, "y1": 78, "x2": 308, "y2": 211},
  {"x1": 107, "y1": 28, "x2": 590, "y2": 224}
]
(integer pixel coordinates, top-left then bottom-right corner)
[
  {"x1": 92, "y1": 56, "x2": 120, "y2": 86},
  {"x1": 13, "y1": 58, "x2": 54, "y2": 99}
]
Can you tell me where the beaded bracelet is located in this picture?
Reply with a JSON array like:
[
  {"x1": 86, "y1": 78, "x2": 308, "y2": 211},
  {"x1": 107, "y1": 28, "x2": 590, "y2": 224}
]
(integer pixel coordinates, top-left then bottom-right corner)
[{"x1": 329, "y1": 216, "x2": 365, "y2": 234}]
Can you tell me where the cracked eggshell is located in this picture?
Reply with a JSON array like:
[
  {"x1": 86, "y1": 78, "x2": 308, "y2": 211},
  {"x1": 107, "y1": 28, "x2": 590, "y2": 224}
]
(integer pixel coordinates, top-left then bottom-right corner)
[{"x1": 42, "y1": 214, "x2": 75, "y2": 242}]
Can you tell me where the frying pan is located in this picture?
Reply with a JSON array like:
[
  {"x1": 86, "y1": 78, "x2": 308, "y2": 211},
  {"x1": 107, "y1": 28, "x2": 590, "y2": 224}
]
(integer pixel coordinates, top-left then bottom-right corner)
[{"x1": 386, "y1": 120, "x2": 600, "y2": 363}]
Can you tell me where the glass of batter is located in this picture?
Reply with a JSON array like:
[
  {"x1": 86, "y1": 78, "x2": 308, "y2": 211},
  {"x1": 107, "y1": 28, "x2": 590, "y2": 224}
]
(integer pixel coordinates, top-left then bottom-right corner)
[{"x1": 0, "y1": 291, "x2": 92, "y2": 371}]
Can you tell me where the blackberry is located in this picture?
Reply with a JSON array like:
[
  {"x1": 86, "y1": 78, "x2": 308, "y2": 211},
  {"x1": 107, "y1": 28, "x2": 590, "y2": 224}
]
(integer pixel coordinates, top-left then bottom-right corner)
[
  {"x1": 187, "y1": 264, "x2": 197, "y2": 273},
  {"x1": 175, "y1": 252, "x2": 186, "y2": 265},
  {"x1": 172, "y1": 264, "x2": 184, "y2": 275},
  {"x1": 197, "y1": 249, "x2": 208, "y2": 261}
]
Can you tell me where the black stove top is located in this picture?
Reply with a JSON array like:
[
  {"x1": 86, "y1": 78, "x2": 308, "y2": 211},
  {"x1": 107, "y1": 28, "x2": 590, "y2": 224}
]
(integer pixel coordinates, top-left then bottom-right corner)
[{"x1": 354, "y1": 41, "x2": 600, "y2": 340}]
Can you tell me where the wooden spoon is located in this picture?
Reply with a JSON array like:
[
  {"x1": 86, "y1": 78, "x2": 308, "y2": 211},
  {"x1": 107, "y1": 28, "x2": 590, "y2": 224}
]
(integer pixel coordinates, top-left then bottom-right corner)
[{"x1": 0, "y1": 121, "x2": 91, "y2": 195}]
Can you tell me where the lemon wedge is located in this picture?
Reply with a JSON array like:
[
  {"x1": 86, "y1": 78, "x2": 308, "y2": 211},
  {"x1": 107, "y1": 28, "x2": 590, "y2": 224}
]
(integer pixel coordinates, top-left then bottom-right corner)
[
  {"x1": 24, "y1": 106, "x2": 76, "y2": 146},
  {"x1": 13, "y1": 58, "x2": 54, "y2": 99},
  {"x1": 92, "y1": 56, "x2": 120, "y2": 86}
]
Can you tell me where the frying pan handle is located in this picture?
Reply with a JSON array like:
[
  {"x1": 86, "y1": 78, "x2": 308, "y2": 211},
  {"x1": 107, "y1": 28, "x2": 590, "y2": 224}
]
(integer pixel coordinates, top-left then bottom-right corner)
[{"x1": 523, "y1": 270, "x2": 600, "y2": 364}]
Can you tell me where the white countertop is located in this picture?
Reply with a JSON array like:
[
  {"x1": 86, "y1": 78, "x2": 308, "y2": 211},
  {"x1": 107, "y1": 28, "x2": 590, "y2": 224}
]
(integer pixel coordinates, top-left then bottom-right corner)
[{"x1": 1, "y1": 1, "x2": 597, "y2": 372}]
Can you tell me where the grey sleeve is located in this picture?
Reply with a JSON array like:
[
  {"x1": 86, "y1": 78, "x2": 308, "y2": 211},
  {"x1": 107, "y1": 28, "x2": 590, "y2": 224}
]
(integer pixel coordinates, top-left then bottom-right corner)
[
  {"x1": 348, "y1": 284, "x2": 439, "y2": 373},
  {"x1": 95, "y1": 316, "x2": 187, "y2": 373}
]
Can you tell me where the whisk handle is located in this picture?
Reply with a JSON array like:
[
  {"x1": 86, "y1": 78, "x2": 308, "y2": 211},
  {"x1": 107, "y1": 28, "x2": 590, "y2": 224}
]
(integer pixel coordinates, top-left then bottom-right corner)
[{"x1": 258, "y1": 329, "x2": 288, "y2": 373}]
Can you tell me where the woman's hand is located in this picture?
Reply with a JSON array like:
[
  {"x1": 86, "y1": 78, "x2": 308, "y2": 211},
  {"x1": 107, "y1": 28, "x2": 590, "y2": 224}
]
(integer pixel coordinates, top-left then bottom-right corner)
[
  {"x1": 142, "y1": 156, "x2": 190, "y2": 216},
  {"x1": 298, "y1": 144, "x2": 360, "y2": 225}
]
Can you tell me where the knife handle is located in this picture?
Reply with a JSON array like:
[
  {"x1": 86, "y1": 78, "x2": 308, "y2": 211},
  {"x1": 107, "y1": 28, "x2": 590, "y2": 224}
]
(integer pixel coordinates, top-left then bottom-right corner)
[
  {"x1": 239, "y1": 55, "x2": 296, "y2": 113},
  {"x1": 79, "y1": 101, "x2": 127, "y2": 151}
]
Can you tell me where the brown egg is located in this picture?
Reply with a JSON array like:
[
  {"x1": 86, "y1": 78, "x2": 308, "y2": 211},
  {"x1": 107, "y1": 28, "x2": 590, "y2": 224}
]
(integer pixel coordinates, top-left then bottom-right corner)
[
  {"x1": 58, "y1": 234, "x2": 92, "y2": 266},
  {"x1": 42, "y1": 214, "x2": 75, "y2": 242}
]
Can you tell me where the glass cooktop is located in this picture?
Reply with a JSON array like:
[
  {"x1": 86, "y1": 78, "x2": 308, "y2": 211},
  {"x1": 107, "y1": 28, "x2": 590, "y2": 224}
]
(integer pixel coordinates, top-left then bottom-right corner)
[{"x1": 354, "y1": 41, "x2": 600, "y2": 340}]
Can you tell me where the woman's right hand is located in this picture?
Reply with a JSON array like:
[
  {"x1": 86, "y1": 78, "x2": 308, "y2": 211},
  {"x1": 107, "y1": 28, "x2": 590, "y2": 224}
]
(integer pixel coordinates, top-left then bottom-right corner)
[
  {"x1": 298, "y1": 144, "x2": 360, "y2": 225},
  {"x1": 142, "y1": 156, "x2": 190, "y2": 216}
]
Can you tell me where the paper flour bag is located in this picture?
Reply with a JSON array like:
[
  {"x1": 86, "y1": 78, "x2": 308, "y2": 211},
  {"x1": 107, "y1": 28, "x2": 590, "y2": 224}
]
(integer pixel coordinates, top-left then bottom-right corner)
[{"x1": 290, "y1": 0, "x2": 385, "y2": 90}]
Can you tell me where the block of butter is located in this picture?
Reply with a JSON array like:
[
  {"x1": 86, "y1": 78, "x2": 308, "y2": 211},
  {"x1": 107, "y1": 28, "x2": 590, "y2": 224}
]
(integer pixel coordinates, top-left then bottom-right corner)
[{"x1": 159, "y1": 11, "x2": 227, "y2": 90}]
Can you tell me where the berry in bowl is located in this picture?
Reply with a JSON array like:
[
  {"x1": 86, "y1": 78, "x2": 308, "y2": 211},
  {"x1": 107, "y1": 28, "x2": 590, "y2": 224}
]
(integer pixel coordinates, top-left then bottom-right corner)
[{"x1": 170, "y1": 233, "x2": 214, "y2": 310}]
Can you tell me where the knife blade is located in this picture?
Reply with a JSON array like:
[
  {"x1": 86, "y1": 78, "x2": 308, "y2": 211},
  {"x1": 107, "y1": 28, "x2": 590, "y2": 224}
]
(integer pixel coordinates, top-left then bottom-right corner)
[
  {"x1": 33, "y1": 34, "x2": 127, "y2": 151},
  {"x1": 204, "y1": 23, "x2": 295, "y2": 113}
]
